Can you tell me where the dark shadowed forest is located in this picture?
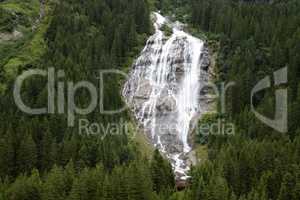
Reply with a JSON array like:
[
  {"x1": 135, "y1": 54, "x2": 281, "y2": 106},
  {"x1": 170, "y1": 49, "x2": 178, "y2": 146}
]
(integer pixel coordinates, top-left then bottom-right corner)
[{"x1": 0, "y1": 0, "x2": 299, "y2": 199}]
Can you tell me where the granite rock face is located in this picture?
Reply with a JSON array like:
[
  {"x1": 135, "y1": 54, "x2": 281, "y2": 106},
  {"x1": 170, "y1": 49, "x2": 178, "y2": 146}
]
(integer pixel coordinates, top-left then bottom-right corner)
[{"x1": 123, "y1": 12, "x2": 212, "y2": 180}]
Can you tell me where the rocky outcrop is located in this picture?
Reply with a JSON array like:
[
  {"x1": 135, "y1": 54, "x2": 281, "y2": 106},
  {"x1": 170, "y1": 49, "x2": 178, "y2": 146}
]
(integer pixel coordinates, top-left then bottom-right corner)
[
  {"x1": 200, "y1": 45, "x2": 211, "y2": 71},
  {"x1": 1, "y1": 0, "x2": 47, "y2": 42},
  {"x1": 176, "y1": 180, "x2": 189, "y2": 191},
  {"x1": 123, "y1": 12, "x2": 212, "y2": 181},
  {"x1": 0, "y1": 30, "x2": 23, "y2": 42}
]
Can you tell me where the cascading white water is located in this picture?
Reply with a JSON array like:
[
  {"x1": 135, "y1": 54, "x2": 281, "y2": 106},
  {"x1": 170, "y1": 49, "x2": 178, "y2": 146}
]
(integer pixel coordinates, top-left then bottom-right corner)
[
  {"x1": 123, "y1": 12, "x2": 208, "y2": 180},
  {"x1": 175, "y1": 28, "x2": 203, "y2": 153}
]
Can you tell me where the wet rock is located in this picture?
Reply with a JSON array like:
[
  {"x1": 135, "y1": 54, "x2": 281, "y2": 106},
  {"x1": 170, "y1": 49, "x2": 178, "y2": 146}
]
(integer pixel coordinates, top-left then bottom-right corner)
[
  {"x1": 200, "y1": 47, "x2": 211, "y2": 71},
  {"x1": 201, "y1": 58, "x2": 210, "y2": 71},
  {"x1": 174, "y1": 63, "x2": 185, "y2": 73},
  {"x1": 171, "y1": 57, "x2": 185, "y2": 65},
  {"x1": 134, "y1": 80, "x2": 152, "y2": 99},
  {"x1": 160, "y1": 133, "x2": 183, "y2": 154},
  {"x1": 156, "y1": 95, "x2": 177, "y2": 113},
  {"x1": 186, "y1": 151, "x2": 198, "y2": 166},
  {"x1": 137, "y1": 57, "x2": 152, "y2": 67},
  {"x1": 123, "y1": 12, "x2": 212, "y2": 181},
  {"x1": 176, "y1": 180, "x2": 189, "y2": 191}
]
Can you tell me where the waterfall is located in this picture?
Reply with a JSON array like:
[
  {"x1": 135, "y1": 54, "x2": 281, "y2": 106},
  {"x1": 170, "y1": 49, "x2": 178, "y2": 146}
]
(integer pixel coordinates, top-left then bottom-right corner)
[{"x1": 123, "y1": 12, "x2": 209, "y2": 180}]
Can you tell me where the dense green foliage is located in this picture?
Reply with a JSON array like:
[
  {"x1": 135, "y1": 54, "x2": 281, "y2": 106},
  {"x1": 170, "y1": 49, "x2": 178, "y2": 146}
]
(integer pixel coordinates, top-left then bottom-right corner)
[
  {"x1": 1, "y1": 0, "x2": 300, "y2": 199},
  {"x1": 0, "y1": 150, "x2": 175, "y2": 200},
  {"x1": 0, "y1": 0, "x2": 176, "y2": 199},
  {"x1": 0, "y1": 0, "x2": 41, "y2": 31},
  {"x1": 189, "y1": 0, "x2": 300, "y2": 137},
  {"x1": 163, "y1": 0, "x2": 300, "y2": 199},
  {"x1": 186, "y1": 135, "x2": 300, "y2": 200},
  {"x1": 150, "y1": 0, "x2": 300, "y2": 199},
  {"x1": 0, "y1": 7, "x2": 15, "y2": 32}
]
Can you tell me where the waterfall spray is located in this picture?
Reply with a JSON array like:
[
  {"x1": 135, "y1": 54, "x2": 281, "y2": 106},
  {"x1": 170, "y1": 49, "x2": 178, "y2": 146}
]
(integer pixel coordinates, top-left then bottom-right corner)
[{"x1": 123, "y1": 12, "x2": 207, "y2": 180}]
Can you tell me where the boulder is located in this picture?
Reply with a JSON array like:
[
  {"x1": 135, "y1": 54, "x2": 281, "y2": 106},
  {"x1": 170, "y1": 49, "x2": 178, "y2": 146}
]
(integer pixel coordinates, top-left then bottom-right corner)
[
  {"x1": 176, "y1": 180, "x2": 189, "y2": 191},
  {"x1": 200, "y1": 47, "x2": 211, "y2": 71},
  {"x1": 156, "y1": 96, "x2": 177, "y2": 113}
]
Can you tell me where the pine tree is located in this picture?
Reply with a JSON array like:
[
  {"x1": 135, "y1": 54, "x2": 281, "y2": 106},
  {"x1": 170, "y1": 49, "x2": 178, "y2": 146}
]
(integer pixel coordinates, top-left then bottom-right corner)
[
  {"x1": 0, "y1": 132, "x2": 15, "y2": 178},
  {"x1": 42, "y1": 166, "x2": 71, "y2": 200},
  {"x1": 6, "y1": 170, "x2": 42, "y2": 200},
  {"x1": 40, "y1": 130, "x2": 54, "y2": 172},
  {"x1": 150, "y1": 150, "x2": 175, "y2": 194},
  {"x1": 16, "y1": 133, "x2": 37, "y2": 174},
  {"x1": 103, "y1": 176, "x2": 113, "y2": 200},
  {"x1": 277, "y1": 172, "x2": 296, "y2": 200}
]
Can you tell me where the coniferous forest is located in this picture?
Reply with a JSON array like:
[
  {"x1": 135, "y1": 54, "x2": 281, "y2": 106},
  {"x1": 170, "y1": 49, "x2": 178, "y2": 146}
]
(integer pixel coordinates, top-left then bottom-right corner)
[{"x1": 0, "y1": 0, "x2": 300, "y2": 199}]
